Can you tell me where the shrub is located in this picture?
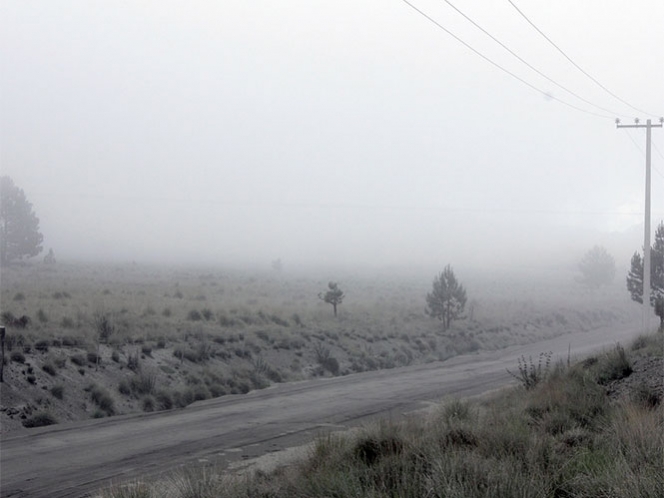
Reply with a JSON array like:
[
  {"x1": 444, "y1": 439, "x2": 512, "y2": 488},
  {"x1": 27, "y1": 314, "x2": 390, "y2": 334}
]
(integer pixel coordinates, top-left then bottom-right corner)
[
  {"x1": 142, "y1": 306, "x2": 156, "y2": 316},
  {"x1": 61, "y1": 335, "x2": 80, "y2": 347},
  {"x1": 141, "y1": 344, "x2": 153, "y2": 357},
  {"x1": 598, "y1": 343, "x2": 632, "y2": 384},
  {"x1": 42, "y1": 362, "x2": 57, "y2": 376},
  {"x1": 507, "y1": 351, "x2": 552, "y2": 390},
  {"x1": 118, "y1": 379, "x2": 131, "y2": 395},
  {"x1": 70, "y1": 354, "x2": 86, "y2": 366},
  {"x1": 36, "y1": 309, "x2": 49, "y2": 323},
  {"x1": 3, "y1": 313, "x2": 31, "y2": 328},
  {"x1": 89, "y1": 384, "x2": 115, "y2": 415},
  {"x1": 314, "y1": 342, "x2": 340, "y2": 375},
  {"x1": 441, "y1": 399, "x2": 473, "y2": 424},
  {"x1": 111, "y1": 350, "x2": 120, "y2": 363},
  {"x1": 353, "y1": 433, "x2": 404, "y2": 466},
  {"x1": 22, "y1": 412, "x2": 57, "y2": 428},
  {"x1": 127, "y1": 352, "x2": 141, "y2": 372},
  {"x1": 201, "y1": 308, "x2": 214, "y2": 321},
  {"x1": 60, "y1": 316, "x2": 75, "y2": 328},
  {"x1": 87, "y1": 351, "x2": 100, "y2": 365},
  {"x1": 155, "y1": 390, "x2": 174, "y2": 410},
  {"x1": 187, "y1": 310, "x2": 202, "y2": 321},
  {"x1": 1, "y1": 311, "x2": 16, "y2": 325},
  {"x1": 13, "y1": 292, "x2": 26, "y2": 301},
  {"x1": 218, "y1": 314, "x2": 236, "y2": 327},
  {"x1": 130, "y1": 370, "x2": 157, "y2": 396},
  {"x1": 141, "y1": 395, "x2": 156, "y2": 412},
  {"x1": 50, "y1": 385, "x2": 64, "y2": 399},
  {"x1": 10, "y1": 351, "x2": 25, "y2": 363},
  {"x1": 162, "y1": 307, "x2": 172, "y2": 317},
  {"x1": 4, "y1": 332, "x2": 24, "y2": 351},
  {"x1": 270, "y1": 314, "x2": 290, "y2": 327},
  {"x1": 35, "y1": 339, "x2": 50, "y2": 352},
  {"x1": 291, "y1": 313, "x2": 304, "y2": 327}
]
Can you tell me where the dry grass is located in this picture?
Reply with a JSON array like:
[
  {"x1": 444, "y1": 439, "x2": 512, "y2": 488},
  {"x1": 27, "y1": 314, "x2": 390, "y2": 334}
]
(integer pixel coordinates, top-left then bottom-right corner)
[
  {"x1": 0, "y1": 261, "x2": 641, "y2": 431},
  {"x1": 99, "y1": 331, "x2": 664, "y2": 498}
]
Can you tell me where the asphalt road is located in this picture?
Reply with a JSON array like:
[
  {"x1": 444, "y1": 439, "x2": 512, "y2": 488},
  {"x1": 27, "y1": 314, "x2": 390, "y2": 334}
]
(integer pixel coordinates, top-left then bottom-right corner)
[{"x1": 0, "y1": 323, "x2": 643, "y2": 498}]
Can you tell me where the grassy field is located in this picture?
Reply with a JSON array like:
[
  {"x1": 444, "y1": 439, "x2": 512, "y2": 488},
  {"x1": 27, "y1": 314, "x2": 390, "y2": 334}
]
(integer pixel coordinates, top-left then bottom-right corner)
[
  {"x1": 0, "y1": 261, "x2": 640, "y2": 431},
  {"x1": 98, "y1": 331, "x2": 663, "y2": 498}
]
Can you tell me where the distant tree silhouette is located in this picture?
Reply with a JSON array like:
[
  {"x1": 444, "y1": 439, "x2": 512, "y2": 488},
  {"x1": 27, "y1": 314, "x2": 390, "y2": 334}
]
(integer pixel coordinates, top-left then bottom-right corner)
[
  {"x1": 318, "y1": 282, "x2": 345, "y2": 317},
  {"x1": 426, "y1": 265, "x2": 467, "y2": 330},
  {"x1": 578, "y1": 245, "x2": 616, "y2": 288},
  {"x1": 0, "y1": 176, "x2": 43, "y2": 265},
  {"x1": 43, "y1": 248, "x2": 56, "y2": 265},
  {"x1": 626, "y1": 221, "x2": 664, "y2": 330}
]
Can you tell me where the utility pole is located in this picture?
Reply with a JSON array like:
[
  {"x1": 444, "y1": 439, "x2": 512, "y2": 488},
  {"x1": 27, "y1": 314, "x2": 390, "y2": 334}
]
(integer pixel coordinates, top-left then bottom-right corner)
[{"x1": 616, "y1": 117, "x2": 663, "y2": 331}]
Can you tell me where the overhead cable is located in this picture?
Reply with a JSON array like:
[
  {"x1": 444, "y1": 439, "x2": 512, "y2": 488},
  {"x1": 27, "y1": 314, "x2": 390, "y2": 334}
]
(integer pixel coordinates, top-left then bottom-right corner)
[
  {"x1": 441, "y1": 0, "x2": 630, "y2": 118},
  {"x1": 399, "y1": 0, "x2": 613, "y2": 120},
  {"x1": 506, "y1": 0, "x2": 661, "y2": 118}
]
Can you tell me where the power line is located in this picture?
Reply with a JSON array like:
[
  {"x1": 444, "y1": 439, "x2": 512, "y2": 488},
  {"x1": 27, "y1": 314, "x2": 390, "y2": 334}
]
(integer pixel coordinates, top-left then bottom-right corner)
[
  {"x1": 624, "y1": 130, "x2": 664, "y2": 180},
  {"x1": 440, "y1": 0, "x2": 630, "y2": 118},
  {"x1": 31, "y1": 191, "x2": 660, "y2": 218},
  {"x1": 399, "y1": 0, "x2": 613, "y2": 119},
  {"x1": 506, "y1": 0, "x2": 661, "y2": 118}
]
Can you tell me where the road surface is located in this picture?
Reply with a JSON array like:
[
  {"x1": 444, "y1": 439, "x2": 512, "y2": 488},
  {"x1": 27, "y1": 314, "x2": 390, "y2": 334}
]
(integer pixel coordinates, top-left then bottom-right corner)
[{"x1": 0, "y1": 323, "x2": 642, "y2": 497}]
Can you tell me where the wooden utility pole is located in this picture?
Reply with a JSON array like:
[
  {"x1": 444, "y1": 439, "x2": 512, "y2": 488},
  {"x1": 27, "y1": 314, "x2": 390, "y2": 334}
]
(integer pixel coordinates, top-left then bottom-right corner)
[
  {"x1": 1, "y1": 326, "x2": 6, "y2": 383},
  {"x1": 617, "y1": 118, "x2": 663, "y2": 331}
]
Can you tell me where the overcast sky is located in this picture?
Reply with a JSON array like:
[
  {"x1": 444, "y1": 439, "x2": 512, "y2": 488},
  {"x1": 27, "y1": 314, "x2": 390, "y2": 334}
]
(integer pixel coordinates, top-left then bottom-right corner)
[{"x1": 1, "y1": 0, "x2": 663, "y2": 271}]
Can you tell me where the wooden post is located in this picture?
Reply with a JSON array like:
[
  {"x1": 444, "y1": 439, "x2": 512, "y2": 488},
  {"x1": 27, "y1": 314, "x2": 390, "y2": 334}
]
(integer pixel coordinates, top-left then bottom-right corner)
[{"x1": 1, "y1": 326, "x2": 6, "y2": 383}]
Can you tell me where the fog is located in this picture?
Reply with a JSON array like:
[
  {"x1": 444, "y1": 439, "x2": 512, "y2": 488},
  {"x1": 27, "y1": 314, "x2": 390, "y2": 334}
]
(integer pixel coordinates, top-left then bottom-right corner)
[{"x1": 2, "y1": 1, "x2": 663, "y2": 273}]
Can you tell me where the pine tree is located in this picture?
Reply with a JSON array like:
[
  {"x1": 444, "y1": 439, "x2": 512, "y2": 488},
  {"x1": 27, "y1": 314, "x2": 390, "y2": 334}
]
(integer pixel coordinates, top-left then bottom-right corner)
[
  {"x1": 318, "y1": 282, "x2": 345, "y2": 316},
  {"x1": 0, "y1": 176, "x2": 43, "y2": 265},
  {"x1": 425, "y1": 265, "x2": 467, "y2": 330},
  {"x1": 626, "y1": 222, "x2": 664, "y2": 329}
]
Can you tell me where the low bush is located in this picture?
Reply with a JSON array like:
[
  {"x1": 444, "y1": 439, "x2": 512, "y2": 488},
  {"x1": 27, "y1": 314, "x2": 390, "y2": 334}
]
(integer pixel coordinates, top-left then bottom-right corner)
[
  {"x1": 141, "y1": 395, "x2": 156, "y2": 412},
  {"x1": 88, "y1": 384, "x2": 115, "y2": 416},
  {"x1": 155, "y1": 390, "x2": 174, "y2": 410},
  {"x1": 2, "y1": 312, "x2": 30, "y2": 328},
  {"x1": 590, "y1": 343, "x2": 633, "y2": 384},
  {"x1": 70, "y1": 354, "x2": 86, "y2": 366},
  {"x1": 50, "y1": 385, "x2": 64, "y2": 399},
  {"x1": 35, "y1": 340, "x2": 50, "y2": 352},
  {"x1": 130, "y1": 370, "x2": 157, "y2": 396},
  {"x1": 127, "y1": 352, "x2": 141, "y2": 372},
  {"x1": 10, "y1": 351, "x2": 25, "y2": 363},
  {"x1": 37, "y1": 309, "x2": 49, "y2": 323},
  {"x1": 22, "y1": 412, "x2": 57, "y2": 428},
  {"x1": 507, "y1": 351, "x2": 552, "y2": 390},
  {"x1": 61, "y1": 335, "x2": 80, "y2": 347},
  {"x1": 42, "y1": 362, "x2": 57, "y2": 376}
]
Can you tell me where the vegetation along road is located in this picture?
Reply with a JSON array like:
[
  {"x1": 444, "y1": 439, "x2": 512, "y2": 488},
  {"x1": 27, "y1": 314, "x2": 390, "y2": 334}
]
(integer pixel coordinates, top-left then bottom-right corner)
[{"x1": 0, "y1": 322, "x2": 643, "y2": 498}]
